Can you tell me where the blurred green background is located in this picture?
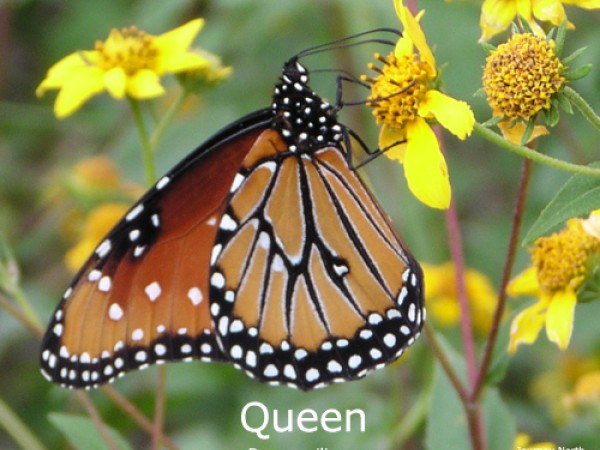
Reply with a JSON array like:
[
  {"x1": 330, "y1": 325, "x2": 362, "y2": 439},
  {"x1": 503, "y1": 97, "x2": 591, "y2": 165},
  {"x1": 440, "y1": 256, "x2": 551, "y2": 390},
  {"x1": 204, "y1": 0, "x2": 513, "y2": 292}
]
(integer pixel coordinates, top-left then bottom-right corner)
[{"x1": 2, "y1": 0, "x2": 600, "y2": 448}]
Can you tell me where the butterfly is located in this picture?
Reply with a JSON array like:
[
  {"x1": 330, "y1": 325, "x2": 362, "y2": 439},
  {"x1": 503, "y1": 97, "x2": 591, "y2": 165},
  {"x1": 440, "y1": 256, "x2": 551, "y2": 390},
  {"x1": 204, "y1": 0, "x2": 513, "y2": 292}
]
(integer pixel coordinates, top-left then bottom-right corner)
[{"x1": 40, "y1": 33, "x2": 425, "y2": 391}]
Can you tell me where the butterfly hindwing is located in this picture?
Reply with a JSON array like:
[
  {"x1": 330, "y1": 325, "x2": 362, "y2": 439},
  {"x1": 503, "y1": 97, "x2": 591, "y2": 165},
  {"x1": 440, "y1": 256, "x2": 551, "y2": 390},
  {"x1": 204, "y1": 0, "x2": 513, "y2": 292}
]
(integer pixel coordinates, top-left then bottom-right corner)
[{"x1": 209, "y1": 129, "x2": 424, "y2": 390}]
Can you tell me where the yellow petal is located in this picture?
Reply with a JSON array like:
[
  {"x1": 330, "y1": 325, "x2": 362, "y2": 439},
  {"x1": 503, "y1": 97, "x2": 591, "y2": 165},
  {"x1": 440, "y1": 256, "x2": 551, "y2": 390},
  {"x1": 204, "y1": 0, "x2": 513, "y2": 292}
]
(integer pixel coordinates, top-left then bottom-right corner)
[
  {"x1": 159, "y1": 51, "x2": 208, "y2": 74},
  {"x1": 508, "y1": 299, "x2": 548, "y2": 353},
  {"x1": 497, "y1": 119, "x2": 549, "y2": 145},
  {"x1": 507, "y1": 266, "x2": 542, "y2": 297},
  {"x1": 545, "y1": 289, "x2": 577, "y2": 350},
  {"x1": 36, "y1": 51, "x2": 96, "y2": 96},
  {"x1": 126, "y1": 69, "x2": 165, "y2": 99},
  {"x1": 379, "y1": 125, "x2": 407, "y2": 162},
  {"x1": 532, "y1": 0, "x2": 566, "y2": 25},
  {"x1": 154, "y1": 18, "x2": 204, "y2": 71},
  {"x1": 516, "y1": 0, "x2": 535, "y2": 19},
  {"x1": 404, "y1": 118, "x2": 451, "y2": 209},
  {"x1": 419, "y1": 90, "x2": 474, "y2": 140},
  {"x1": 429, "y1": 295, "x2": 460, "y2": 326},
  {"x1": 103, "y1": 67, "x2": 127, "y2": 99},
  {"x1": 479, "y1": 0, "x2": 518, "y2": 41},
  {"x1": 422, "y1": 262, "x2": 447, "y2": 297},
  {"x1": 582, "y1": 209, "x2": 600, "y2": 240},
  {"x1": 53, "y1": 67, "x2": 105, "y2": 118},
  {"x1": 393, "y1": 0, "x2": 436, "y2": 73}
]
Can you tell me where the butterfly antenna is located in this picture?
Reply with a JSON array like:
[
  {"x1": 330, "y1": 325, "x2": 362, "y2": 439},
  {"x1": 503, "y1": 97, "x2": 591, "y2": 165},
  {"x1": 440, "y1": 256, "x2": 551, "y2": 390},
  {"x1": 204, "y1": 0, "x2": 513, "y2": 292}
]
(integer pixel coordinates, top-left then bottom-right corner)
[{"x1": 293, "y1": 28, "x2": 401, "y2": 61}]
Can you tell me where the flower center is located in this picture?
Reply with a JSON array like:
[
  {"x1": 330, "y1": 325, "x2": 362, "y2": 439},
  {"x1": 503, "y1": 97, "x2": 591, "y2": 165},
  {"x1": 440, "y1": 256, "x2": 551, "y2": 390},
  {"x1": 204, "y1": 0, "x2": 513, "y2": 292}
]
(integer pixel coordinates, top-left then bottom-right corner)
[
  {"x1": 482, "y1": 33, "x2": 564, "y2": 120},
  {"x1": 363, "y1": 52, "x2": 431, "y2": 130},
  {"x1": 95, "y1": 27, "x2": 158, "y2": 74},
  {"x1": 532, "y1": 222, "x2": 600, "y2": 293}
]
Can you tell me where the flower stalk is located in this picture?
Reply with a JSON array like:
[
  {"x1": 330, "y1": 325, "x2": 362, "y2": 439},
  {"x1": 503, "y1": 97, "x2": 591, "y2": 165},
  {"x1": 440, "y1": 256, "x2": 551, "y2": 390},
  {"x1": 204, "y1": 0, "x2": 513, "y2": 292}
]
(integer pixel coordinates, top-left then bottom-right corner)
[
  {"x1": 128, "y1": 98, "x2": 157, "y2": 186},
  {"x1": 474, "y1": 123, "x2": 600, "y2": 177},
  {"x1": 473, "y1": 158, "x2": 533, "y2": 401}
]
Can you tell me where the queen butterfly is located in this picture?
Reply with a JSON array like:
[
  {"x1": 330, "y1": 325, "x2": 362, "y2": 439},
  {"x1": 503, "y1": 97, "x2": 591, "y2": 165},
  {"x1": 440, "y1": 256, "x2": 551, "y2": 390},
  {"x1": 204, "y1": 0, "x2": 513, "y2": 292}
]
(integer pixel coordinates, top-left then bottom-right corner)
[{"x1": 40, "y1": 34, "x2": 425, "y2": 391}]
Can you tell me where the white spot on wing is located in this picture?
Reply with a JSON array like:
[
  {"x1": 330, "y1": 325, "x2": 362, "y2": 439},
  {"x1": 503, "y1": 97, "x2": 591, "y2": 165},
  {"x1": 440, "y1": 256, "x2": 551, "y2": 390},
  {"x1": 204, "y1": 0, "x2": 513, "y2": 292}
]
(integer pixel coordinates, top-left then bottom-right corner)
[
  {"x1": 98, "y1": 276, "x2": 112, "y2": 292},
  {"x1": 305, "y1": 368, "x2": 320, "y2": 382},
  {"x1": 230, "y1": 173, "x2": 245, "y2": 192},
  {"x1": 88, "y1": 270, "x2": 101, "y2": 282},
  {"x1": 144, "y1": 281, "x2": 161, "y2": 302},
  {"x1": 156, "y1": 176, "x2": 170, "y2": 190},
  {"x1": 126, "y1": 204, "x2": 144, "y2": 221},
  {"x1": 211, "y1": 272, "x2": 225, "y2": 289},
  {"x1": 187, "y1": 287, "x2": 203, "y2": 306},
  {"x1": 131, "y1": 328, "x2": 144, "y2": 341},
  {"x1": 210, "y1": 244, "x2": 222, "y2": 265},
  {"x1": 219, "y1": 214, "x2": 237, "y2": 231},
  {"x1": 272, "y1": 254, "x2": 284, "y2": 272},
  {"x1": 96, "y1": 239, "x2": 111, "y2": 258},
  {"x1": 108, "y1": 303, "x2": 123, "y2": 321},
  {"x1": 151, "y1": 214, "x2": 159, "y2": 227},
  {"x1": 258, "y1": 232, "x2": 270, "y2": 249}
]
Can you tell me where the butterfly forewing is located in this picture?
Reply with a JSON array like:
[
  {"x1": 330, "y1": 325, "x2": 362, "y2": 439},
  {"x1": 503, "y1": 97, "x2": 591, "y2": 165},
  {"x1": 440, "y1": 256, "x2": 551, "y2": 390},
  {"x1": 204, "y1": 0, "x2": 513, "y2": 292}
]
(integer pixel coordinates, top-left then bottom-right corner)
[
  {"x1": 40, "y1": 121, "x2": 269, "y2": 388},
  {"x1": 209, "y1": 130, "x2": 424, "y2": 390}
]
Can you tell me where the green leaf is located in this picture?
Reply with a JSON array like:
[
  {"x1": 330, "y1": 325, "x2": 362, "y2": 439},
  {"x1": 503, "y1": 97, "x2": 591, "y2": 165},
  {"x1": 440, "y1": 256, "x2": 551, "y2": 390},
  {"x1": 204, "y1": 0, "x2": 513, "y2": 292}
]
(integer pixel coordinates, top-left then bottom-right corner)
[
  {"x1": 48, "y1": 413, "x2": 134, "y2": 450},
  {"x1": 484, "y1": 390, "x2": 517, "y2": 450},
  {"x1": 562, "y1": 46, "x2": 587, "y2": 66},
  {"x1": 556, "y1": 91, "x2": 573, "y2": 115},
  {"x1": 564, "y1": 64, "x2": 592, "y2": 81},
  {"x1": 425, "y1": 333, "x2": 469, "y2": 450},
  {"x1": 424, "y1": 332, "x2": 516, "y2": 450},
  {"x1": 523, "y1": 162, "x2": 600, "y2": 245},
  {"x1": 544, "y1": 102, "x2": 560, "y2": 128},
  {"x1": 483, "y1": 322, "x2": 512, "y2": 386},
  {"x1": 425, "y1": 361, "x2": 470, "y2": 450},
  {"x1": 554, "y1": 20, "x2": 568, "y2": 56}
]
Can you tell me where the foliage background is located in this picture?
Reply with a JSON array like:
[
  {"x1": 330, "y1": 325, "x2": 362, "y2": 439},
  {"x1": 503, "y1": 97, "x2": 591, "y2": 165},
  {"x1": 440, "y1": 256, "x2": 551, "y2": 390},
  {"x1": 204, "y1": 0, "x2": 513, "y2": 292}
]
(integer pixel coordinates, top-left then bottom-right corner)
[{"x1": 1, "y1": 0, "x2": 600, "y2": 448}]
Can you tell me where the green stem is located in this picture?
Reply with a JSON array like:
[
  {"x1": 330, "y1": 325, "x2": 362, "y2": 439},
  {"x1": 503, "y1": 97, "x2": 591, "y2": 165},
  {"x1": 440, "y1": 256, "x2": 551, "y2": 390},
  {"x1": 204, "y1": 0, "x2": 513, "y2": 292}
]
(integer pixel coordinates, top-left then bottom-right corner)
[
  {"x1": 10, "y1": 286, "x2": 42, "y2": 330},
  {"x1": 424, "y1": 323, "x2": 468, "y2": 405},
  {"x1": 0, "y1": 395, "x2": 47, "y2": 450},
  {"x1": 563, "y1": 86, "x2": 600, "y2": 130},
  {"x1": 0, "y1": 236, "x2": 42, "y2": 330},
  {"x1": 473, "y1": 122, "x2": 600, "y2": 177},
  {"x1": 472, "y1": 158, "x2": 532, "y2": 402},
  {"x1": 128, "y1": 98, "x2": 157, "y2": 187},
  {"x1": 151, "y1": 90, "x2": 189, "y2": 150}
]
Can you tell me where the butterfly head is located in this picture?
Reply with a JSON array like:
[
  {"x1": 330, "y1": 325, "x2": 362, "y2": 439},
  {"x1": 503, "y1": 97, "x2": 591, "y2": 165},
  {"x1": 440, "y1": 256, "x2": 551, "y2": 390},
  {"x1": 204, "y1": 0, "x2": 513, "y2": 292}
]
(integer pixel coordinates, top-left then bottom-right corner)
[{"x1": 272, "y1": 58, "x2": 343, "y2": 154}]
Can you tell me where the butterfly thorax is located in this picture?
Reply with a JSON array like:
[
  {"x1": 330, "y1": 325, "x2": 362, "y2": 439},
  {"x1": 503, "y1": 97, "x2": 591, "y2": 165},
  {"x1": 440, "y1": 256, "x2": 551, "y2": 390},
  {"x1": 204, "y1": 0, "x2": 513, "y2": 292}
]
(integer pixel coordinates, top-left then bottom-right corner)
[{"x1": 272, "y1": 59, "x2": 343, "y2": 155}]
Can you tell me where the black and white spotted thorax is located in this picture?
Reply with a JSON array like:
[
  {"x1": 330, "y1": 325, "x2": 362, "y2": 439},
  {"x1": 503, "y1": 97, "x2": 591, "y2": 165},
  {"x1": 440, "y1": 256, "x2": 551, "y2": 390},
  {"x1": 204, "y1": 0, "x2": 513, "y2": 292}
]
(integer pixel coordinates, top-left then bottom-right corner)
[{"x1": 272, "y1": 58, "x2": 343, "y2": 153}]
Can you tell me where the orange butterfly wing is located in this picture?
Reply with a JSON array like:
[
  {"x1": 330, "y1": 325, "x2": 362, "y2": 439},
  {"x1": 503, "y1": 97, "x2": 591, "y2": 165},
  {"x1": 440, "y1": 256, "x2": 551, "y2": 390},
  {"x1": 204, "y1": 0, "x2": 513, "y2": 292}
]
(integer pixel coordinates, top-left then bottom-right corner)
[
  {"x1": 40, "y1": 115, "x2": 271, "y2": 388},
  {"x1": 209, "y1": 130, "x2": 424, "y2": 390}
]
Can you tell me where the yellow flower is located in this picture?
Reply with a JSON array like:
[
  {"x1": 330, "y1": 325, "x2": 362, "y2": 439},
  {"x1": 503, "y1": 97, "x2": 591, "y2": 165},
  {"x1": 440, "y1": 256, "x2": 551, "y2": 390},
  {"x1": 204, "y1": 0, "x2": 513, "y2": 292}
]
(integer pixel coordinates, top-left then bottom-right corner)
[
  {"x1": 480, "y1": 0, "x2": 600, "y2": 42},
  {"x1": 564, "y1": 369, "x2": 600, "y2": 410},
  {"x1": 177, "y1": 49, "x2": 232, "y2": 92},
  {"x1": 513, "y1": 432, "x2": 555, "y2": 449},
  {"x1": 423, "y1": 262, "x2": 498, "y2": 334},
  {"x1": 483, "y1": 33, "x2": 565, "y2": 123},
  {"x1": 508, "y1": 212, "x2": 600, "y2": 352},
  {"x1": 37, "y1": 19, "x2": 209, "y2": 118},
  {"x1": 65, "y1": 203, "x2": 130, "y2": 273},
  {"x1": 55, "y1": 156, "x2": 143, "y2": 265},
  {"x1": 362, "y1": 0, "x2": 474, "y2": 209}
]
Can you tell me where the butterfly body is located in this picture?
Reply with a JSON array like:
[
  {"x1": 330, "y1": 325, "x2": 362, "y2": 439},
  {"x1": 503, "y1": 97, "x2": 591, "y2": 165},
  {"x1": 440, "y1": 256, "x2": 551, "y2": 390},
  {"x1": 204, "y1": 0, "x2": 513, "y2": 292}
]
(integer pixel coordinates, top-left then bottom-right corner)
[{"x1": 41, "y1": 57, "x2": 424, "y2": 390}]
